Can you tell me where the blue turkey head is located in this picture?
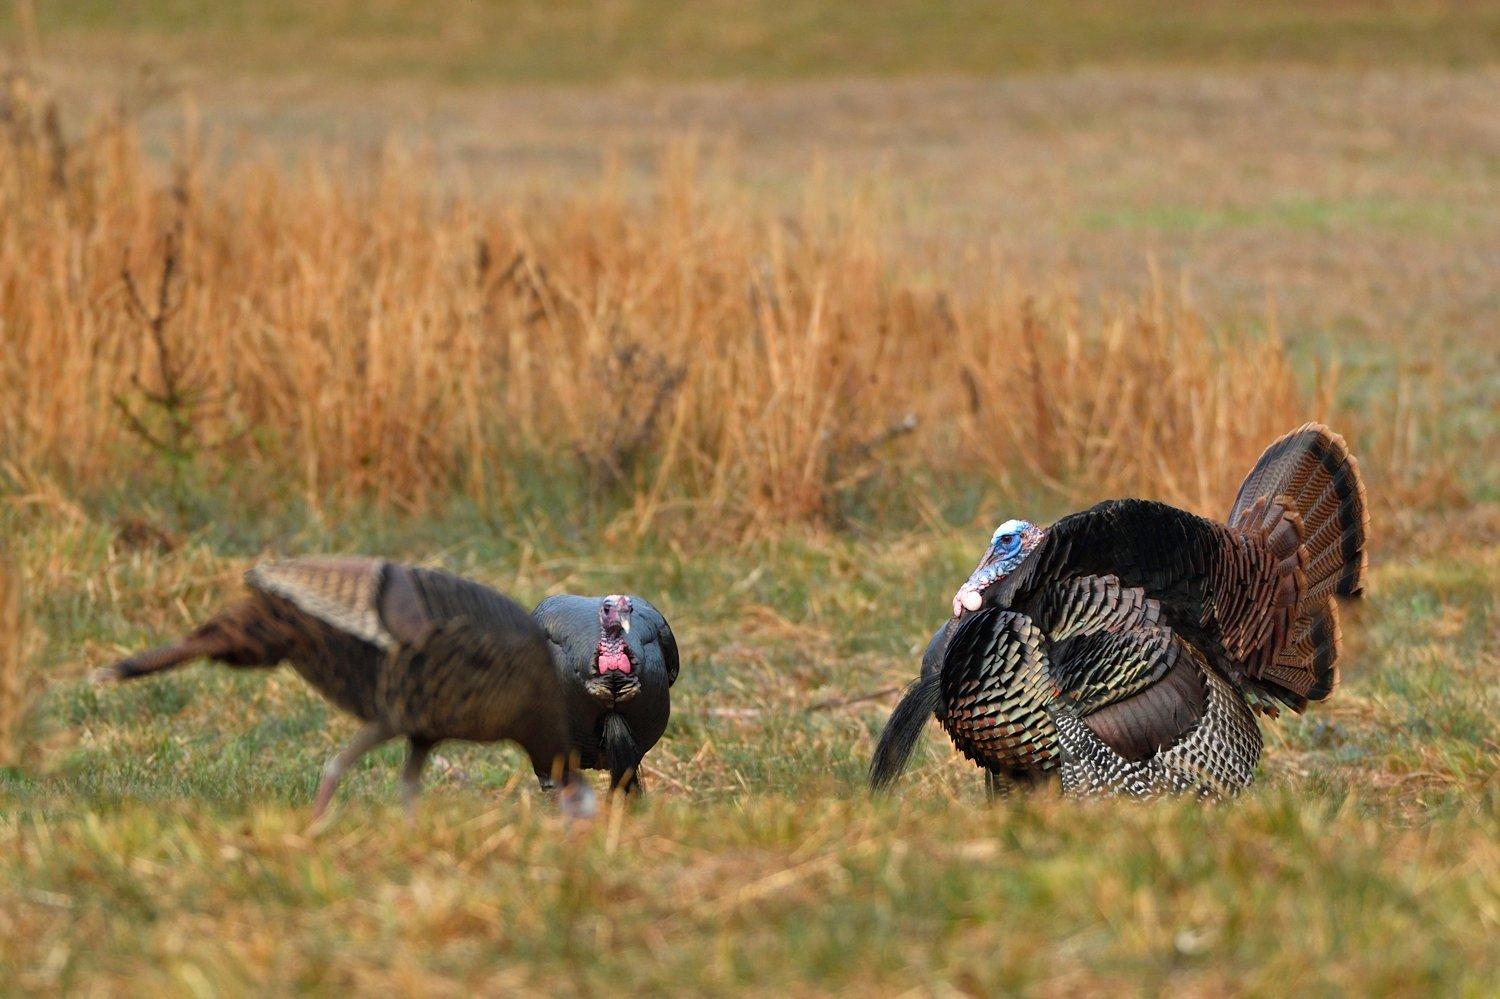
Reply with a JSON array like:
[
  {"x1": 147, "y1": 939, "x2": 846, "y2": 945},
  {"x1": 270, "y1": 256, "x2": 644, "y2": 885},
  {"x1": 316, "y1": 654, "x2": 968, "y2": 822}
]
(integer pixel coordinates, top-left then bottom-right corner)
[{"x1": 952, "y1": 519, "x2": 1044, "y2": 617}]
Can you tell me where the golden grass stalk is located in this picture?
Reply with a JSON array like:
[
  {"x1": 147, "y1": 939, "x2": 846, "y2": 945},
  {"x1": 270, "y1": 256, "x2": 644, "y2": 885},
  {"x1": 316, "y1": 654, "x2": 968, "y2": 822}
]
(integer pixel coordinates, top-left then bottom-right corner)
[
  {"x1": 0, "y1": 555, "x2": 25, "y2": 766},
  {"x1": 0, "y1": 83, "x2": 1375, "y2": 535}
]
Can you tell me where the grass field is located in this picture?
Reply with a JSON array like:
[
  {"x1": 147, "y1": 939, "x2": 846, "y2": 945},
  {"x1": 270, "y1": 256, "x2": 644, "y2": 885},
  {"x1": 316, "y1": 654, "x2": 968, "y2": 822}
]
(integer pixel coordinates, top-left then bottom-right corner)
[
  {"x1": 11, "y1": 0, "x2": 1500, "y2": 82},
  {"x1": 1, "y1": 4, "x2": 1497, "y2": 994},
  {"x1": 1, "y1": 490, "x2": 1494, "y2": 992}
]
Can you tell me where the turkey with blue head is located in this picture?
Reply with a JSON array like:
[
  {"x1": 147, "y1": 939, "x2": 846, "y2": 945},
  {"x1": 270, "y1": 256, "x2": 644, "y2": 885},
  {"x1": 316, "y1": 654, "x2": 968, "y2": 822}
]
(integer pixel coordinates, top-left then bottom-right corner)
[
  {"x1": 870, "y1": 423, "x2": 1368, "y2": 800},
  {"x1": 532, "y1": 593, "x2": 678, "y2": 797}
]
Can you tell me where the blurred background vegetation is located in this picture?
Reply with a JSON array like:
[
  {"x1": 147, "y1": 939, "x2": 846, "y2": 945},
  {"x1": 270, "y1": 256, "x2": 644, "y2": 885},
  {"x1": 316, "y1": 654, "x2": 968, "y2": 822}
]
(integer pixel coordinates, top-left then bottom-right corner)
[{"x1": 10, "y1": 0, "x2": 1500, "y2": 81}]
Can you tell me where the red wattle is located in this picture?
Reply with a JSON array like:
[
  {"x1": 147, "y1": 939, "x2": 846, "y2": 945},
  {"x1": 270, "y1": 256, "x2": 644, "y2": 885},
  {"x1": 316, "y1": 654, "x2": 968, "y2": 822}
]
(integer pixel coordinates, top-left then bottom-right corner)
[{"x1": 598, "y1": 650, "x2": 632, "y2": 674}]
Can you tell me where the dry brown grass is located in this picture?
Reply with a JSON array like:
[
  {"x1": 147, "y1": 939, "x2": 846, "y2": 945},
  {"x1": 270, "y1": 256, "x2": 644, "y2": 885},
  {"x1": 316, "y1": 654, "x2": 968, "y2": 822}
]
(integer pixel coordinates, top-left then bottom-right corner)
[
  {"x1": 0, "y1": 555, "x2": 26, "y2": 766},
  {"x1": 0, "y1": 78, "x2": 1371, "y2": 537}
]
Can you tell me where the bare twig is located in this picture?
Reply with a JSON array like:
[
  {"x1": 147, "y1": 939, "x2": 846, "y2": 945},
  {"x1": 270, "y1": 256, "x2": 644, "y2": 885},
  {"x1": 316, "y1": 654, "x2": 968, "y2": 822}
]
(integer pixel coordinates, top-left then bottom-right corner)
[
  {"x1": 805, "y1": 684, "x2": 903, "y2": 713},
  {"x1": 827, "y1": 412, "x2": 920, "y2": 498},
  {"x1": 113, "y1": 220, "x2": 244, "y2": 501},
  {"x1": 576, "y1": 337, "x2": 688, "y2": 491}
]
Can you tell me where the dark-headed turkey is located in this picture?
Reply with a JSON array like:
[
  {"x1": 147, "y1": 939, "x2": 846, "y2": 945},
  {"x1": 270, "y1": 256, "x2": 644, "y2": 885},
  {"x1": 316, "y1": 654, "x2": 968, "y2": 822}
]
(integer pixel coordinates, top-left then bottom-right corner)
[{"x1": 532, "y1": 593, "x2": 679, "y2": 797}]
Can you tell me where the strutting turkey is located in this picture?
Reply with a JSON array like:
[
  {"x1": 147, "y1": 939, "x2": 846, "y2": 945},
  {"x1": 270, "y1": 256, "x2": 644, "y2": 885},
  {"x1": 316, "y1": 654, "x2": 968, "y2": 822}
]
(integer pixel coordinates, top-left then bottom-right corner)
[
  {"x1": 532, "y1": 594, "x2": 678, "y2": 797},
  {"x1": 94, "y1": 557, "x2": 596, "y2": 820},
  {"x1": 870, "y1": 423, "x2": 1368, "y2": 800}
]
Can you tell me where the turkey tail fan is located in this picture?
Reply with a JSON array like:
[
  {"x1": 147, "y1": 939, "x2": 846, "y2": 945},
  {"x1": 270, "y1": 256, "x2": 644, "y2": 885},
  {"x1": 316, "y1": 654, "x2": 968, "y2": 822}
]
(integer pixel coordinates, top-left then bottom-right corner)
[
  {"x1": 1229, "y1": 422, "x2": 1368, "y2": 601},
  {"x1": 1229, "y1": 423, "x2": 1367, "y2": 705},
  {"x1": 1266, "y1": 595, "x2": 1342, "y2": 703},
  {"x1": 869, "y1": 672, "x2": 942, "y2": 791}
]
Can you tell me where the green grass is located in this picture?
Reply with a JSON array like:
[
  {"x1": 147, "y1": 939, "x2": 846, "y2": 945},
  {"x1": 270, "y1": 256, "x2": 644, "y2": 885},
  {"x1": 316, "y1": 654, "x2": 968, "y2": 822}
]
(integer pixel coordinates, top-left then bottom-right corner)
[
  {"x1": 1, "y1": 491, "x2": 1495, "y2": 992},
  {"x1": 1079, "y1": 196, "x2": 1468, "y2": 236},
  {"x1": 12, "y1": 1, "x2": 1500, "y2": 83}
]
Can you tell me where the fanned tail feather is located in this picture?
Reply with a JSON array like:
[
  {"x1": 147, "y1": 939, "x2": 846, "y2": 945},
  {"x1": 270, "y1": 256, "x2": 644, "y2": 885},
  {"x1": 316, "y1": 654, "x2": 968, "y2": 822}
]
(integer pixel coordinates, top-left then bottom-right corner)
[
  {"x1": 1265, "y1": 596, "x2": 1341, "y2": 702},
  {"x1": 1228, "y1": 423, "x2": 1368, "y2": 706},
  {"x1": 1231, "y1": 422, "x2": 1368, "y2": 601}
]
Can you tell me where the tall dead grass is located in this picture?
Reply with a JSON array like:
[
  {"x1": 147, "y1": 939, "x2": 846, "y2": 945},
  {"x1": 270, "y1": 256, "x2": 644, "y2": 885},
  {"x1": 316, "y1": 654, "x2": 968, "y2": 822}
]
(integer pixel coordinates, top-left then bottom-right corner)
[
  {"x1": 0, "y1": 81, "x2": 1342, "y2": 536},
  {"x1": 0, "y1": 555, "x2": 26, "y2": 766}
]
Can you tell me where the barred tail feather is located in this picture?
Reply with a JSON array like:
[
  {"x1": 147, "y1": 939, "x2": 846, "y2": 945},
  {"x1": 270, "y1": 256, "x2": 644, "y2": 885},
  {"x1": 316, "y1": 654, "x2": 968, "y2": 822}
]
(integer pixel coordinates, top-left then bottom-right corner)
[
  {"x1": 869, "y1": 672, "x2": 941, "y2": 791},
  {"x1": 1230, "y1": 422, "x2": 1368, "y2": 601},
  {"x1": 1229, "y1": 423, "x2": 1367, "y2": 706}
]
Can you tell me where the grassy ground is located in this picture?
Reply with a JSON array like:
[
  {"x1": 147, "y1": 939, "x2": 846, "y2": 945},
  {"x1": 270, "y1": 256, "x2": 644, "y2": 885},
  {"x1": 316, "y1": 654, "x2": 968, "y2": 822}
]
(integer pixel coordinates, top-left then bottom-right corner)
[
  {"x1": 11, "y1": 1, "x2": 1500, "y2": 83},
  {"x1": 1, "y1": 502, "x2": 1495, "y2": 992},
  {"x1": 1, "y1": 4, "x2": 1498, "y2": 995}
]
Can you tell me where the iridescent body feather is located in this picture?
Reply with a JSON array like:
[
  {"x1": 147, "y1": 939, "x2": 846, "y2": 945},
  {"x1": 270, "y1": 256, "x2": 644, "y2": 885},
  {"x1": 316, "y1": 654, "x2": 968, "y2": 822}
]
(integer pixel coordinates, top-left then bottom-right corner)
[{"x1": 871, "y1": 423, "x2": 1367, "y2": 800}]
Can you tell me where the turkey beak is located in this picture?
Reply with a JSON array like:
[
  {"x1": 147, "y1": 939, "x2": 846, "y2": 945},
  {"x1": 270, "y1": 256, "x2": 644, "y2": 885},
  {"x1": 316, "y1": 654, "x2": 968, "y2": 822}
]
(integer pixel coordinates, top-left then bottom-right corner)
[
  {"x1": 953, "y1": 551, "x2": 1002, "y2": 617},
  {"x1": 620, "y1": 615, "x2": 631, "y2": 635}
]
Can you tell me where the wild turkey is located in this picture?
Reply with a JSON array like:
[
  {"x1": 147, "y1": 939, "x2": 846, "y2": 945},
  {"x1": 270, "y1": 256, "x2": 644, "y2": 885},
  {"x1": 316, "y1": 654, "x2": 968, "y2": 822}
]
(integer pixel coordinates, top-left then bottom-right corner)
[
  {"x1": 871, "y1": 423, "x2": 1367, "y2": 800},
  {"x1": 532, "y1": 594, "x2": 678, "y2": 796},
  {"x1": 93, "y1": 557, "x2": 596, "y2": 820}
]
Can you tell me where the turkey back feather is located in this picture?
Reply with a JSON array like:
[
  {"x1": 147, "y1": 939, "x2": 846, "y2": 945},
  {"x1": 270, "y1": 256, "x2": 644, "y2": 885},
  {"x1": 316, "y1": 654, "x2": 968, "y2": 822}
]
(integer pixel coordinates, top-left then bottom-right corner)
[
  {"x1": 246, "y1": 557, "x2": 394, "y2": 650},
  {"x1": 975, "y1": 498, "x2": 1289, "y2": 697}
]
